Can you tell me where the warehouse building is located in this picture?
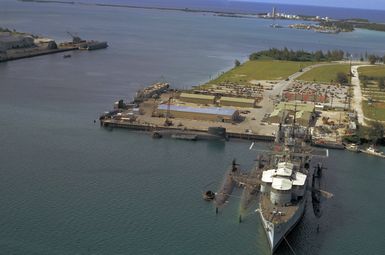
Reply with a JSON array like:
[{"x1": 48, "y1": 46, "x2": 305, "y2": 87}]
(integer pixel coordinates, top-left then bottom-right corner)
[
  {"x1": 157, "y1": 104, "x2": 239, "y2": 122},
  {"x1": 276, "y1": 102, "x2": 315, "y2": 113},
  {"x1": 268, "y1": 109, "x2": 288, "y2": 124},
  {"x1": 179, "y1": 93, "x2": 216, "y2": 105},
  {"x1": 268, "y1": 102, "x2": 315, "y2": 126},
  {"x1": 220, "y1": 97, "x2": 256, "y2": 108}
]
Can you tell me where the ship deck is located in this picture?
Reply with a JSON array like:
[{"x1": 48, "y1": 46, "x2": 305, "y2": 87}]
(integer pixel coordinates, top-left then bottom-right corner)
[{"x1": 260, "y1": 194, "x2": 300, "y2": 224}]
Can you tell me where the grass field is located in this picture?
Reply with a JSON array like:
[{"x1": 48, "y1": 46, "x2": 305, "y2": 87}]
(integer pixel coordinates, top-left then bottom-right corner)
[
  {"x1": 296, "y1": 64, "x2": 350, "y2": 83},
  {"x1": 359, "y1": 65, "x2": 385, "y2": 78},
  {"x1": 359, "y1": 66, "x2": 385, "y2": 103},
  {"x1": 361, "y1": 83, "x2": 385, "y2": 101},
  {"x1": 362, "y1": 101, "x2": 385, "y2": 121},
  {"x1": 203, "y1": 60, "x2": 313, "y2": 86}
]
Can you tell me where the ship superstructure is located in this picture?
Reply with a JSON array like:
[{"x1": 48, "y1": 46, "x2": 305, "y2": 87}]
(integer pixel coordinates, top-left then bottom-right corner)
[
  {"x1": 204, "y1": 119, "x2": 329, "y2": 254},
  {"x1": 236, "y1": 124, "x2": 326, "y2": 251},
  {"x1": 259, "y1": 152, "x2": 309, "y2": 252}
]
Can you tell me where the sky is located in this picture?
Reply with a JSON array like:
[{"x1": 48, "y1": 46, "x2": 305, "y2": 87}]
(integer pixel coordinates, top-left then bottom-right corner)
[{"x1": 233, "y1": 0, "x2": 385, "y2": 10}]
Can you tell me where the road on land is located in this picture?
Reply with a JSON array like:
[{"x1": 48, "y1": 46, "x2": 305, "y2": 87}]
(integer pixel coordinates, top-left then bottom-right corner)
[{"x1": 351, "y1": 65, "x2": 372, "y2": 126}]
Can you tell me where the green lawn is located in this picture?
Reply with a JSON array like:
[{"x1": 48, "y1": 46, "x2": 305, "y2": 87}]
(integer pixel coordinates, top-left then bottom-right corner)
[
  {"x1": 362, "y1": 101, "x2": 385, "y2": 121},
  {"x1": 359, "y1": 66, "x2": 385, "y2": 102},
  {"x1": 203, "y1": 60, "x2": 313, "y2": 86},
  {"x1": 359, "y1": 65, "x2": 385, "y2": 78},
  {"x1": 296, "y1": 64, "x2": 350, "y2": 83}
]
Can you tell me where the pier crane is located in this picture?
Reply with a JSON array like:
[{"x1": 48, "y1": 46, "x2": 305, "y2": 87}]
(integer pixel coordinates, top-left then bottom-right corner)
[
  {"x1": 164, "y1": 96, "x2": 173, "y2": 126},
  {"x1": 66, "y1": 31, "x2": 84, "y2": 44}
]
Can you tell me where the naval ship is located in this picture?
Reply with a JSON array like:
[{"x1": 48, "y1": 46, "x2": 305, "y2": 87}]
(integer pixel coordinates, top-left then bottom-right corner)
[
  {"x1": 205, "y1": 109, "x2": 330, "y2": 254},
  {"x1": 245, "y1": 120, "x2": 329, "y2": 253},
  {"x1": 257, "y1": 124, "x2": 313, "y2": 253}
]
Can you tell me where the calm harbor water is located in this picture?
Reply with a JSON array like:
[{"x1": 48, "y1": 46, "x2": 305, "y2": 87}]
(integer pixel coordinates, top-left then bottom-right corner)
[{"x1": 1, "y1": 1, "x2": 385, "y2": 254}]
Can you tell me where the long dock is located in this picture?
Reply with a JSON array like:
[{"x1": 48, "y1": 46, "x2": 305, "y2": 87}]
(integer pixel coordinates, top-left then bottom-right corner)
[
  {"x1": 100, "y1": 119, "x2": 275, "y2": 142},
  {"x1": 0, "y1": 47, "x2": 77, "y2": 63}
]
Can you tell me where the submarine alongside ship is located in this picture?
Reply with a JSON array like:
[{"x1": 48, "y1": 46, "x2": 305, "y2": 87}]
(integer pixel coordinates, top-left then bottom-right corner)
[{"x1": 203, "y1": 119, "x2": 332, "y2": 254}]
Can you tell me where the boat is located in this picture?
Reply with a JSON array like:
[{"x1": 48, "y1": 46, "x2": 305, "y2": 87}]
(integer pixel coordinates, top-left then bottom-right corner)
[
  {"x1": 63, "y1": 54, "x2": 71, "y2": 58},
  {"x1": 86, "y1": 41, "x2": 108, "y2": 50},
  {"x1": 345, "y1": 143, "x2": 360, "y2": 152},
  {"x1": 152, "y1": 131, "x2": 163, "y2": 139},
  {"x1": 257, "y1": 125, "x2": 314, "y2": 253},
  {"x1": 235, "y1": 124, "x2": 328, "y2": 253},
  {"x1": 205, "y1": 106, "x2": 329, "y2": 253},
  {"x1": 203, "y1": 190, "x2": 215, "y2": 201},
  {"x1": 270, "y1": 24, "x2": 284, "y2": 28},
  {"x1": 361, "y1": 145, "x2": 385, "y2": 158},
  {"x1": 78, "y1": 41, "x2": 108, "y2": 50}
]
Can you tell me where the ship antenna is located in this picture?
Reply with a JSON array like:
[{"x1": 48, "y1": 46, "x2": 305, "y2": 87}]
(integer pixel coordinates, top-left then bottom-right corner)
[
  {"x1": 277, "y1": 103, "x2": 286, "y2": 143},
  {"x1": 292, "y1": 100, "x2": 297, "y2": 138}
]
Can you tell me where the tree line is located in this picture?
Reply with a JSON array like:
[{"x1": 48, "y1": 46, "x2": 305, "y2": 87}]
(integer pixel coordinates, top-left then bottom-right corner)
[
  {"x1": 319, "y1": 21, "x2": 354, "y2": 32},
  {"x1": 249, "y1": 48, "x2": 345, "y2": 62},
  {"x1": 248, "y1": 48, "x2": 385, "y2": 64},
  {"x1": 367, "y1": 55, "x2": 385, "y2": 64}
]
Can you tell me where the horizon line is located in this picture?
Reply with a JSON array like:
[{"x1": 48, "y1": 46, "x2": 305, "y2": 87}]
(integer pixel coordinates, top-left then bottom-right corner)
[{"x1": 230, "y1": 0, "x2": 385, "y2": 12}]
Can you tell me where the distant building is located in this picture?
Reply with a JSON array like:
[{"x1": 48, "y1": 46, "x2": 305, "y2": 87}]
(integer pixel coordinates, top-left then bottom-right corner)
[
  {"x1": 0, "y1": 32, "x2": 35, "y2": 52},
  {"x1": 157, "y1": 104, "x2": 239, "y2": 122},
  {"x1": 283, "y1": 91, "x2": 328, "y2": 103},
  {"x1": 179, "y1": 93, "x2": 216, "y2": 105},
  {"x1": 272, "y1": 7, "x2": 276, "y2": 18},
  {"x1": 220, "y1": 97, "x2": 256, "y2": 108},
  {"x1": 33, "y1": 37, "x2": 54, "y2": 44}
]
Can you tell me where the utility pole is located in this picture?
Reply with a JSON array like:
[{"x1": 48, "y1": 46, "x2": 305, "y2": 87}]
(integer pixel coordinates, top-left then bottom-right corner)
[{"x1": 348, "y1": 54, "x2": 353, "y2": 111}]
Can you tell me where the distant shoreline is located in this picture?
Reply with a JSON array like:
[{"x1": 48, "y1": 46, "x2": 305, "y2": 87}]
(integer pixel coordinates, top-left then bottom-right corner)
[
  {"x1": 18, "y1": 0, "x2": 263, "y2": 16},
  {"x1": 19, "y1": 0, "x2": 385, "y2": 33}
]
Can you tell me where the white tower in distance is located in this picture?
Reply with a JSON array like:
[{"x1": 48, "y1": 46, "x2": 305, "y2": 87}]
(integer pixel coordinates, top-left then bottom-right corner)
[{"x1": 272, "y1": 7, "x2": 276, "y2": 18}]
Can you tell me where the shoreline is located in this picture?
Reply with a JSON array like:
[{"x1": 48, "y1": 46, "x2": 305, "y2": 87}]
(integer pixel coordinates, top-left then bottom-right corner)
[
  {"x1": 19, "y1": 0, "x2": 261, "y2": 16},
  {"x1": 18, "y1": 0, "x2": 385, "y2": 33}
]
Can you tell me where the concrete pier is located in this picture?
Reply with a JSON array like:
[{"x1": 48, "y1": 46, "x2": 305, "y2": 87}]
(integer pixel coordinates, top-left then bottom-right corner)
[
  {"x1": 0, "y1": 47, "x2": 77, "y2": 63},
  {"x1": 100, "y1": 119, "x2": 275, "y2": 142}
]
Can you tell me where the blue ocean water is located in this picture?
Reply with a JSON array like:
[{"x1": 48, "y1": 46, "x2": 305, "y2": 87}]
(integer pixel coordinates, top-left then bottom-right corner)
[{"x1": 0, "y1": 1, "x2": 385, "y2": 254}]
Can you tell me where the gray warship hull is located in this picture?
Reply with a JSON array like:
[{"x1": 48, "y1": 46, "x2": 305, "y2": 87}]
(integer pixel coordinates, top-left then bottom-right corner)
[{"x1": 259, "y1": 197, "x2": 306, "y2": 253}]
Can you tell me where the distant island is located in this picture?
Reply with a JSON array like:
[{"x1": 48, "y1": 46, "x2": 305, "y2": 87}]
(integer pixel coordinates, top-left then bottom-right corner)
[{"x1": 260, "y1": 8, "x2": 385, "y2": 33}]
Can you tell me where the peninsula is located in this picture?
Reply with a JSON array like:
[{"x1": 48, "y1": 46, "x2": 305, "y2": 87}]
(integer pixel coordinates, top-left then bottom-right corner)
[{"x1": 100, "y1": 48, "x2": 385, "y2": 150}]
